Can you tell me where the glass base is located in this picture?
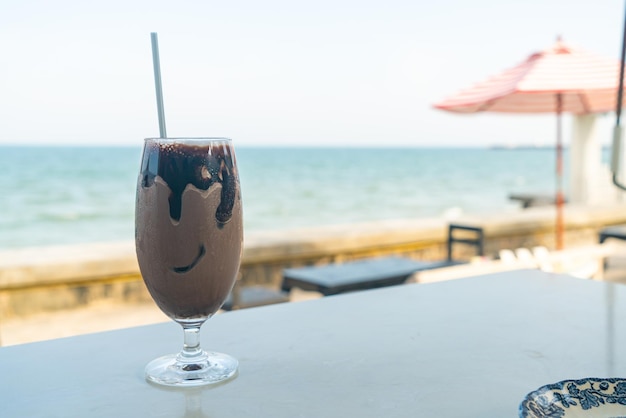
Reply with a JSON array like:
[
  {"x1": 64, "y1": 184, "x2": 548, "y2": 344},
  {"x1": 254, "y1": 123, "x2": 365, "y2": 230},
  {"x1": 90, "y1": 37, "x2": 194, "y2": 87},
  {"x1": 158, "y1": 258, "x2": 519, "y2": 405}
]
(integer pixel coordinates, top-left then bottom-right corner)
[{"x1": 145, "y1": 351, "x2": 238, "y2": 387}]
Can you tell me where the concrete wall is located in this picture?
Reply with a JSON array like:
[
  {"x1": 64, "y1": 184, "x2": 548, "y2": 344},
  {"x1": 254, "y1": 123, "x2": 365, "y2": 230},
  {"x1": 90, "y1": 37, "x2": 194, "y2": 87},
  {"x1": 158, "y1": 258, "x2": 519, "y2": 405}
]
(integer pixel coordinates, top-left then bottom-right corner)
[{"x1": 2, "y1": 203, "x2": 626, "y2": 318}]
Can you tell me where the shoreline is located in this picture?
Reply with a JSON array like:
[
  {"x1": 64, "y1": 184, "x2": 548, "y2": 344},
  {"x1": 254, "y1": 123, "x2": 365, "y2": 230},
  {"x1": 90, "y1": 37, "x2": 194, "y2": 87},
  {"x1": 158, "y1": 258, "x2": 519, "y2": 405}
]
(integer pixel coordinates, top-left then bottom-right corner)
[
  {"x1": 0, "y1": 287, "x2": 323, "y2": 347},
  {"x1": 3, "y1": 203, "x2": 626, "y2": 345},
  {"x1": 2, "y1": 146, "x2": 576, "y2": 250},
  {"x1": 0, "y1": 206, "x2": 524, "y2": 253}
]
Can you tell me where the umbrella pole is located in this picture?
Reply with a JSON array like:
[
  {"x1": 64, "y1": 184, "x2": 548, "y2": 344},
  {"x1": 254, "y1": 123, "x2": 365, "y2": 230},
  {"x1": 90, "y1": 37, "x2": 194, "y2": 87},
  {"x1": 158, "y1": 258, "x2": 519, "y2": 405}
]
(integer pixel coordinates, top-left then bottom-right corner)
[{"x1": 556, "y1": 93, "x2": 564, "y2": 250}]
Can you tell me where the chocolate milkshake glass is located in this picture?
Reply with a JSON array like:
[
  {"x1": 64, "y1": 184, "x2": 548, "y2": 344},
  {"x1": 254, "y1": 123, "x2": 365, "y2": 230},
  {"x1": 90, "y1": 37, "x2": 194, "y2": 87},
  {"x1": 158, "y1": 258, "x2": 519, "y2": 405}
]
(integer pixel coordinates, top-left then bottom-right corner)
[{"x1": 135, "y1": 138, "x2": 243, "y2": 387}]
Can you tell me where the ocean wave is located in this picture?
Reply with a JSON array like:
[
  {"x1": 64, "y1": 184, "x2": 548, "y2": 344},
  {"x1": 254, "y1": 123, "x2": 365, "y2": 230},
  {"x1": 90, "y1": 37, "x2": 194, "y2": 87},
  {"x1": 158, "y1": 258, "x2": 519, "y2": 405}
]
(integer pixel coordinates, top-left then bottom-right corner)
[{"x1": 2, "y1": 145, "x2": 574, "y2": 249}]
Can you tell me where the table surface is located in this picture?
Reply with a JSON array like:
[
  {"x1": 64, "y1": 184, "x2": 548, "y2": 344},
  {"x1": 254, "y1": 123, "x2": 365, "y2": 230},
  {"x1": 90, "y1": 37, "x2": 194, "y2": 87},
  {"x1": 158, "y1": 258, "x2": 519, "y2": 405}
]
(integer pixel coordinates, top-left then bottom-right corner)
[{"x1": 2, "y1": 269, "x2": 626, "y2": 418}]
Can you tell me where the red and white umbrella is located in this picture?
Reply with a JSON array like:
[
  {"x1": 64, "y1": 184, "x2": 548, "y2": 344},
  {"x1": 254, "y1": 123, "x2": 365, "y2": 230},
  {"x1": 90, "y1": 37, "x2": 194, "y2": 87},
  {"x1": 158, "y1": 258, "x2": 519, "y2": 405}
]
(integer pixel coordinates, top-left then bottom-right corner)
[{"x1": 434, "y1": 38, "x2": 621, "y2": 249}]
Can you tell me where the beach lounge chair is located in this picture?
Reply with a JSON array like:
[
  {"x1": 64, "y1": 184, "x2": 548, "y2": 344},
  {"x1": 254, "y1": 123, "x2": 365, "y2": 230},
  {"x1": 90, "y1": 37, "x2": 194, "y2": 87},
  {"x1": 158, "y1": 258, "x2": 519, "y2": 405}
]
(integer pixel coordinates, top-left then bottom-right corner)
[
  {"x1": 531, "y1": 246, "x2": 554, "y2": 272},
  {"x1": 500, "y1": 244, "x2": 617, "y2": 280},
  {"x1": 514, "y1": 248, "x2": 535, "y2": 263},
  {"x1": 599, "y1": 225, "x2": 626, "y2": 244},
  {"x1": 222, "y1": 283, "x2": 290, "y2": 311},
  {"x1": 280, "y1": 224, "x2": 484, "y2": 296},
  {"x1": 414, "y1": 243, "x2": 619, "y2": 285},
  {"x1": 498, "y1": 249, "x2": 517, "y2": 264}
]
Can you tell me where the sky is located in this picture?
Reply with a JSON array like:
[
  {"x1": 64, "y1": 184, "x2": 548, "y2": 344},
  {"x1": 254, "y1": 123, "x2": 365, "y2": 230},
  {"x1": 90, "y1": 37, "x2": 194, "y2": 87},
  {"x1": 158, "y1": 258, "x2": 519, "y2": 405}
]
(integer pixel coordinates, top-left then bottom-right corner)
[{"x1": 1, "y1": 0, "x2": 624, "y2": 147}]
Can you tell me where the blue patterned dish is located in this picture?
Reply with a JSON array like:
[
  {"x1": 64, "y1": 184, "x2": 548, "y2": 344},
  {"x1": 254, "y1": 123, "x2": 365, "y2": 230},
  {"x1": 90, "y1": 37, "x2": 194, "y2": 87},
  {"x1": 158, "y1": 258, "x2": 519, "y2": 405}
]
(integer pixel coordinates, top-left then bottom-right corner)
[{"x1": 519, "y1": 378, "x2": 626, "y2": 417}]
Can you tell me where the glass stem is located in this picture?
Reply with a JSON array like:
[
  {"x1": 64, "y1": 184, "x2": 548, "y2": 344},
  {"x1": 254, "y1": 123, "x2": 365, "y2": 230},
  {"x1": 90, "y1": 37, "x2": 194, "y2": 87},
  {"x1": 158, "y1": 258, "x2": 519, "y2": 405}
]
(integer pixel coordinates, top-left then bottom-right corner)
[{"x1": 177, "y1": 320, "x2": 208, "y2": 364}]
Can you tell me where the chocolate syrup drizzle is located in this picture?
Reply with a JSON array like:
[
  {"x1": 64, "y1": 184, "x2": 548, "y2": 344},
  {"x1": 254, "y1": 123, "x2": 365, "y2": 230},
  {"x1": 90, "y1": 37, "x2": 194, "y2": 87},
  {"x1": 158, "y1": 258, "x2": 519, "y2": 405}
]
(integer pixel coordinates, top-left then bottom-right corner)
[{"x1": 140, "y1": 141, "x2": 238, "y2": 226}]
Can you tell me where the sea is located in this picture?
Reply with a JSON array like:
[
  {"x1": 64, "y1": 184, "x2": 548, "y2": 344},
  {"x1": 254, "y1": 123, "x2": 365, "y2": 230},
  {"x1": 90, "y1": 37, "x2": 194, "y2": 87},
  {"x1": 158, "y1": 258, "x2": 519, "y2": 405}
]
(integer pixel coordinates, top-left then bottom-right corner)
[{"x1": 0, "y1": 145, "x2": 585, "y2": 250}]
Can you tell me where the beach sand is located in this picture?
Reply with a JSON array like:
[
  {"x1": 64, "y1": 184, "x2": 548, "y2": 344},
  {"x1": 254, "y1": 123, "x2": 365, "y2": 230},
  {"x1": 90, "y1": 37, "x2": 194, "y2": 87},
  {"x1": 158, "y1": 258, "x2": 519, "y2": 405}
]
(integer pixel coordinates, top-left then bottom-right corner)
[
  {"x1": 0, "y1": 288, "x2": 322, "y2": 346},
  {"x1": 3, "y1": 254, "x2": 626, "y2": 347}
]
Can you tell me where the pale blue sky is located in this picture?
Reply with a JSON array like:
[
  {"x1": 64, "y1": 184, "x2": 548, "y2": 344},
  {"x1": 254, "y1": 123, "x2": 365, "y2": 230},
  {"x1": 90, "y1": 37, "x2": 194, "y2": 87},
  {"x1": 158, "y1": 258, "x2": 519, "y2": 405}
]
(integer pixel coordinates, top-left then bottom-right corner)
[{"x1": 0, "y1": 0, "x2": 623, "y2": 147}]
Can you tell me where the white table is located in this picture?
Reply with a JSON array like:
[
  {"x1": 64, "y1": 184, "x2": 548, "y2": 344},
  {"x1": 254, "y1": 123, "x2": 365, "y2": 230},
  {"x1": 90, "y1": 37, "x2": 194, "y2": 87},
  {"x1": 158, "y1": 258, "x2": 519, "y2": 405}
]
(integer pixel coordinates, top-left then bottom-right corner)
[{"x1": 2, "y1": 269, "x2": 626, "y2": 417}]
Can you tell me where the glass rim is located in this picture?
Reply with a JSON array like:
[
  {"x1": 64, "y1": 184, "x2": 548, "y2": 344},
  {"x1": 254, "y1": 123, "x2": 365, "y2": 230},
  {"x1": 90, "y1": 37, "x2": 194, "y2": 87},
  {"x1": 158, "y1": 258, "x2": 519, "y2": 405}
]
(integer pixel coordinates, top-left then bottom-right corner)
[{"x1": 144, "y1": 137, "x2": 233, "y2": 143}]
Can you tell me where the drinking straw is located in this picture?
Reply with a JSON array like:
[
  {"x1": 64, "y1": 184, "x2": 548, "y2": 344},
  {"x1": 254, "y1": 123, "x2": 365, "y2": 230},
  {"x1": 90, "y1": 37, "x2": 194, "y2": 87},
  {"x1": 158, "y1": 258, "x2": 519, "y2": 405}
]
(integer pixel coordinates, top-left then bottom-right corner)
[{"x1": 151, "y1": 32, "x2": 167, "y2": 138}]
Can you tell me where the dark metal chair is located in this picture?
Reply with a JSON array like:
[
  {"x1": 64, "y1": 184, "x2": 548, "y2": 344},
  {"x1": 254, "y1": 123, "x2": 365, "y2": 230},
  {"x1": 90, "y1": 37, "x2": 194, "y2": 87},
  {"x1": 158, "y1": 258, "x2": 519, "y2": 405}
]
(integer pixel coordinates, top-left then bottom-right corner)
[
  {"x1": 599, "y1": 225, "x2": 626, "y2": 244},
  {"x1": 446, "y1": 223, "x2": 485, "y2": 262}
]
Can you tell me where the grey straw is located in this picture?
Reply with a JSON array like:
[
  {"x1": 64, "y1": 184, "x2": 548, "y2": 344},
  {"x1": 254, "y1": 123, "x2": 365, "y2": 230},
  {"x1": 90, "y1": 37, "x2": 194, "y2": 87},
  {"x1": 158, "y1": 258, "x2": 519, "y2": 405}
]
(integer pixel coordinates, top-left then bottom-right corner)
[{"x1": 150, "y1": 32, "x2": 167, "y2": 138}]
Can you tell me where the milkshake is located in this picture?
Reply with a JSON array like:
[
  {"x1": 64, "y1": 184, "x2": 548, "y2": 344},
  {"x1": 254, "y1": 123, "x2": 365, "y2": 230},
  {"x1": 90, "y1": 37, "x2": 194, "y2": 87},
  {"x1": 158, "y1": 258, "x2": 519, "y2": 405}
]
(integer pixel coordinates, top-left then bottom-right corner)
[{"x1": 135, "y1": 138, "x2": 243, "y2": 320}]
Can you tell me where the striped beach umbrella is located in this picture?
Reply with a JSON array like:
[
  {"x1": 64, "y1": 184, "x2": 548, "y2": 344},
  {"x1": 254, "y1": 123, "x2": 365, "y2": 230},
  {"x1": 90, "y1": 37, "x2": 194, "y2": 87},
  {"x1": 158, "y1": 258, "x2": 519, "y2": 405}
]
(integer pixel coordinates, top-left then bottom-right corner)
[{"x1": 434, "y1": 38, "x2": 621, "y2": 250}]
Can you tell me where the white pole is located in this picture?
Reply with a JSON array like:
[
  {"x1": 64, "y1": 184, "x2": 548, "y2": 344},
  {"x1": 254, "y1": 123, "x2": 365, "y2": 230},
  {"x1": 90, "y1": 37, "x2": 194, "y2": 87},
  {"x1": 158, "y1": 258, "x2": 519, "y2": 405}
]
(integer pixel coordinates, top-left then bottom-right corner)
[{"x1": 570, "y1": 115, "x2": 598, "y2": 204}]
